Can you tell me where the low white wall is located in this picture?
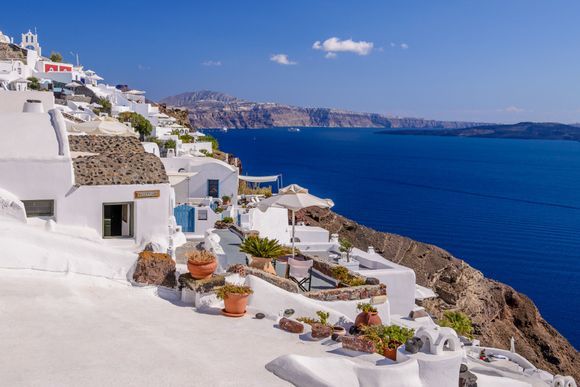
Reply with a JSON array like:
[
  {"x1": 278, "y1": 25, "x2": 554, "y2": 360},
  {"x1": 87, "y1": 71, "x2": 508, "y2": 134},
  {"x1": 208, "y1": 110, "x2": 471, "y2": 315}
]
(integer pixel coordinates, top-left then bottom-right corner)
[
  {"x1": 248, "y1": 207, "x2": 289, "y2": 242},
  {"x1": 245, "y1": 275, "x2": 390, "y2": 325}
]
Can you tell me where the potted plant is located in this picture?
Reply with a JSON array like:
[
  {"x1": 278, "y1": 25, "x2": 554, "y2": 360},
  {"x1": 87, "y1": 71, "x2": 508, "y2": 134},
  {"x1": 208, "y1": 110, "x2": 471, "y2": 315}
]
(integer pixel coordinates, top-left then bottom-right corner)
[
  {"x1": 216, "y1": 283, "x2": 253, "y2": 317},
  {"x1": 355, "y1": 302, "x2": 382, "y2": 328},
  {"x1": 221, "y1": 195, "x2": 231, "y2": 206},
  {"x1": 240, "y1": 236, "x2": 287, "y2": 274},
  {"x1": 186, "y1": 250, "x2": 218, "y2": 280},
  {"x1": 297, "y1": 311, "x2": 333, "y2": 340},
  {"x1": 339, "y1": 238, "x2": 354, "y2": 262},
  {"x1": 361, "y1": 325, "x2": 414, "y2": 361}
]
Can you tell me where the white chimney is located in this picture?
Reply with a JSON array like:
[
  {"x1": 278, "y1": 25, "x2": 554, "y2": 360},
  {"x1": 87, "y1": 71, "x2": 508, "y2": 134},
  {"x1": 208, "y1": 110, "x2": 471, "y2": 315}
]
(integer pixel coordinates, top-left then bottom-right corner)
[
  {"x1": 23, "y1": 99, "x2": 44, "y2": 113},
  {"x1": 330, "y1": 233, "x2": 339, "y2": 244},
  {"x1": 367, "y1": 246, "x2": 376, "y2": 255}
]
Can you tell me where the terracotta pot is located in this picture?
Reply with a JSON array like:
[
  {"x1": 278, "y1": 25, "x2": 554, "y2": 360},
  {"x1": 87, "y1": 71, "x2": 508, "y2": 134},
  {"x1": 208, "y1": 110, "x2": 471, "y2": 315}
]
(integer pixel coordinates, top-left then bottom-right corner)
[
  {"x1": 187, "y1": 259, "x2": 217, "y2": 280},
  {"x1": 383, "y1": 341, "x2": 402, "y2": 361},
  {"x1": 223, "y1": 293, "x2": 250, "y2": 315},
  {"x1": 354, "y1": 311, "x2": 382, "y2": 328}
]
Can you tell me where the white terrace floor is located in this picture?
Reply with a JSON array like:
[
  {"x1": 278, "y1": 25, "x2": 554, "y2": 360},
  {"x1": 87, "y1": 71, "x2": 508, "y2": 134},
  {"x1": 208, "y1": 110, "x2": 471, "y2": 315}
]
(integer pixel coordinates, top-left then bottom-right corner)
[{"x1": 0, "y1": 270, "x2": 334, "y2": 387}]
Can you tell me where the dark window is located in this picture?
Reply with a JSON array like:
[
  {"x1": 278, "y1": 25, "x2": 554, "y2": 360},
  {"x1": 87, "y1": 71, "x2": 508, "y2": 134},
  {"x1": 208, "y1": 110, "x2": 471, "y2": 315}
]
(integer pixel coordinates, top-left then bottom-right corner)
[
  {"x1": 22, "y1": 200, "x2": 54, "y2": 217},
  {"x1": 198, "y1": 209, "x2": 208, "y2": 221},
  {"x1": 207, "y1": 179, "x2": 219, "y2": 198}
]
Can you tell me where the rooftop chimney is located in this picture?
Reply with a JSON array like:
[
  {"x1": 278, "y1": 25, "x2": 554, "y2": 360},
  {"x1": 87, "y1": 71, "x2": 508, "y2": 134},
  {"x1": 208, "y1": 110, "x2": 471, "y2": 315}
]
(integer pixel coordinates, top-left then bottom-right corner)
[{"x1": 23, "y1": 99, "x2": 44, "y2": 113}]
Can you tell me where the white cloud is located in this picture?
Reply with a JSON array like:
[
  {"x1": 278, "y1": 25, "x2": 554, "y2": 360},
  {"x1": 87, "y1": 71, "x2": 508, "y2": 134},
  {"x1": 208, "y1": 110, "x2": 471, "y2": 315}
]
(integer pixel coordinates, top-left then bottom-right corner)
[
  {"x1": 202, "y1": 60, "x2": 222, "y2": 66},
  {"x1": 325, "y1": 52, "x2": 337, "y2": 59},
  {"x1": 270, "y1": 54, "x2": 297, "y2": 65},
  {"x1": 137, "y1": 64, "x2": 150, "y2": 70},
  {"x1": 502, "y1": 106, "x2": 525, "y2": 113},
  {"x1": 390, "y1": 42, "x2": 396, "y2": 47},
  {"x1": 312, "y1": 37, "x2": 374, "y2": 57},
  {"x1": 400, "y1": 43, "x2": 409, "y2": 49}
]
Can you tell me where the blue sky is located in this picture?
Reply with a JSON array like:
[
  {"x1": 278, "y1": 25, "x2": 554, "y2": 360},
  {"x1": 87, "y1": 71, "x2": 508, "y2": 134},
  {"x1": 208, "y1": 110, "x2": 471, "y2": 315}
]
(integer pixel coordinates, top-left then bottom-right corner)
[{"x1": 3, "y1": 0, "x2": 580, "y2": 123}]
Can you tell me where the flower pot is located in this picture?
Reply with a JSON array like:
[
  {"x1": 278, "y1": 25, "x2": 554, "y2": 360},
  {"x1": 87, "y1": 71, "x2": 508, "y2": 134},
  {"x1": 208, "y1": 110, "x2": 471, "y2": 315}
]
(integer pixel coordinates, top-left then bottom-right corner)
[
  {"x1": 187, "y1": 259, "x2": 217, "y2": 280},
  {"x1": 383, "y1": 341, "x2": 402, "y2": 361},
  {"x1": 354, "y1": 311, "x2": 382, "y2": 328},
  {"x1": 223, "y1": 293, "x2": 250, "y2": 316}
]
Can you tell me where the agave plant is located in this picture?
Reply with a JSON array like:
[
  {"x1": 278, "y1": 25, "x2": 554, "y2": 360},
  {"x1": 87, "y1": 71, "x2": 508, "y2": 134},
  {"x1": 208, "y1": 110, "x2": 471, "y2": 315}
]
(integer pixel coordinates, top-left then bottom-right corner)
[
  {"x1": 438, "y1": 311, "x2": 474, "y2": 338},
  {"x1": 239, "y1": 236, "x2": 286, "y2": 259}
]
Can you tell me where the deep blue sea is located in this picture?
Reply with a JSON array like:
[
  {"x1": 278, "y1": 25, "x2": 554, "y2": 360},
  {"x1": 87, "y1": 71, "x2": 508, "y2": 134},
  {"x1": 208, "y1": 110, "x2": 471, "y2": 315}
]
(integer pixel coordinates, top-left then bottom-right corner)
[{"x1": 208, "y1": 127, "x2": 580, "y2": 348}]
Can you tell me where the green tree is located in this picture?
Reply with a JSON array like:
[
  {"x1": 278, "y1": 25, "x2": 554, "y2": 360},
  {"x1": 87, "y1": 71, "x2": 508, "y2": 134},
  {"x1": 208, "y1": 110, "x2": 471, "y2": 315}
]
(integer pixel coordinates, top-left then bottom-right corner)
[
  {"x1": 94, "y1": 97, "x2": 111, "y2": 115},
  {"x1": 49, "y1": 52, "x2": 63, "y2": 63},
  {"x1": 164, "y1": 139, "x2": 176, "y2": 150},
  {"x1": 27, "y1": 77, "x2": 40, "y2": 90},
  {"x1": 118, "y1": 111, "x2": 153, "y2": 140},
  {"x1": 339, "y1": 238, "x2": 354, "y2": 261},
  {"x1": 439, "y1": 311, "x2": 474, "y2": 338}
]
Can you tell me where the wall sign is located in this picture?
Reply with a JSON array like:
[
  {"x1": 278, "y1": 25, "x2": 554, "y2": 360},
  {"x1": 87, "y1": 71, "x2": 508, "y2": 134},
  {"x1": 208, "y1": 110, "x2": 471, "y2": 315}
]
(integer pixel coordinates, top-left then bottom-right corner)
[{"x1": 134, "y1": 190, "x2": 160, "y2": 199}]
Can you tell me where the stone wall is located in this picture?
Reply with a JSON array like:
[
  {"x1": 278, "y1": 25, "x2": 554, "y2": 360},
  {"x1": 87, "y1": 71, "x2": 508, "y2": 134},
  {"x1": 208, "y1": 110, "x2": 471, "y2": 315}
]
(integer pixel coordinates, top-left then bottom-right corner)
[
  {"x1": 305, "y1": 283, "x2": 386, "y2": 302},
  {"x1": 227, "y1": 264, "x2": 299, "y2": 293}
]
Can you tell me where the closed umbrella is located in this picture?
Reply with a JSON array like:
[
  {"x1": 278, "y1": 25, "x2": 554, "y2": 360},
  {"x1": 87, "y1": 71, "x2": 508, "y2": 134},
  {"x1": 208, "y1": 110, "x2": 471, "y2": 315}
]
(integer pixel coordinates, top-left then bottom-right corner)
[{"x1": 258, "y1": 184, "x2": 334, "y2": 258}]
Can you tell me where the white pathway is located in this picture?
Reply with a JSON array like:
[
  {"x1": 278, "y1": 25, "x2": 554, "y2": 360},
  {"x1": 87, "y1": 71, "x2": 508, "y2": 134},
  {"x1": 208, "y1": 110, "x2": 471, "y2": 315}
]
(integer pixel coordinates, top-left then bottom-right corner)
[{"x1": 0, "y1": 270, "x2": 331, "y2": 387}]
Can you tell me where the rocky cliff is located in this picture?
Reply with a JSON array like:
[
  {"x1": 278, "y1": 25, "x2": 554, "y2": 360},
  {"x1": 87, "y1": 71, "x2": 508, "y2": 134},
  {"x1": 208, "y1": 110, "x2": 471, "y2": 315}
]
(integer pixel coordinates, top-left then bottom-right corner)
[
  {"x1": 160, "y1": 91, "x2": 488, "y2": 129},
  {"x1": 296, "y1": 207, "x2": 579, "y2": 380}
]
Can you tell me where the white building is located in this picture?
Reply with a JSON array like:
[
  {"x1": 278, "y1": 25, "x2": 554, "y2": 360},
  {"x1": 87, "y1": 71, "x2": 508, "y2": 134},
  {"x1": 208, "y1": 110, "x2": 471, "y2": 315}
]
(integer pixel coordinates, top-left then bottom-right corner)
[
  {"x1": 162, "y1": 155, "x2": 239, "y2": 236},
  {"x1": 0, "y1": 90, "x2": 174, "y2": 249}
]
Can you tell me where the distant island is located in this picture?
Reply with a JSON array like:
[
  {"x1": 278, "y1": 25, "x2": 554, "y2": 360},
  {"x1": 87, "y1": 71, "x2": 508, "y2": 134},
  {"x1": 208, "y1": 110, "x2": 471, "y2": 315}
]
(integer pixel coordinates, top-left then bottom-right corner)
[
  {"x1": 380, "y1": 122, "x2": 580, "y2": 142},
  {"x1": 160, "y1": 90, "x2": 487, "y2": 129}
]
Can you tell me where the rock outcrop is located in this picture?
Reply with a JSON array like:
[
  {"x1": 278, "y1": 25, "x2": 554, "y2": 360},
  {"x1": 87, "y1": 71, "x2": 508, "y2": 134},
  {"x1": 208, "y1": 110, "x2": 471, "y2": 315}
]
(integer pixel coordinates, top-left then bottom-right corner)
[
  {"x1": 133, "y1": 251, "x2": 176, "y2": 288},
  {"x1": 160, "y1": 90, "x2": 488, "y2": 129},
  {"x1": 296, "y1": 207, "x2": 579, "y2": 380}
]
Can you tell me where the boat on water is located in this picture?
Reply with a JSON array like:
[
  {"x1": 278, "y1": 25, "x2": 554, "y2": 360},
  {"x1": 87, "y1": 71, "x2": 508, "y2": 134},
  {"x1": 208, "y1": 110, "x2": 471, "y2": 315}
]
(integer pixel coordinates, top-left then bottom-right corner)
[
  {"x1": 288, "y1": 127, "x2": 301, "y2": 132},
  {"x1": 221, "y1": 127, "x2": 228, "y2": 132}
]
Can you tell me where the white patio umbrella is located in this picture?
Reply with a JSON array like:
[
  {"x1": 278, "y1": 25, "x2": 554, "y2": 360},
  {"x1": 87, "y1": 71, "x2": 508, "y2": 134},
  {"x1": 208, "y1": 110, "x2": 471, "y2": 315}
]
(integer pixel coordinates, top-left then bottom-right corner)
[
  {"x1": 71, "y1": 118, "x2": 138, "y2": 137},
  {"x1": 258, "y1": 184, "x2": 334, "y2": 258},
  {"x1": 65, "y1": 81, "x2": 82, "y2": 88}
]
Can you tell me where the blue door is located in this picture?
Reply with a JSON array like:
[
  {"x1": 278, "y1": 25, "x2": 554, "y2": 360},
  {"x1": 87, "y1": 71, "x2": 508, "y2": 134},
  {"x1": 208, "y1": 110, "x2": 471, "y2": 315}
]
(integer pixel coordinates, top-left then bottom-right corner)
[{"x1": 174, "y1": 204, "x2": 195, "y2": 233}]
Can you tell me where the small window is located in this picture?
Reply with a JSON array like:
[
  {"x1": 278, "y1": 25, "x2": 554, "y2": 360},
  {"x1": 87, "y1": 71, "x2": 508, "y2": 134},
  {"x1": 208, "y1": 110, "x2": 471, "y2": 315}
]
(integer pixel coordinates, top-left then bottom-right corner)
[
  {"x1": 198, "y1": 209, "x2": 208, "y2": 221},
  {"x1": 22, "y1": 200, "x2": 54, "y2": 217},
  {"x1": 207, "y1": 179, "x2": 219, "y2": 198}
]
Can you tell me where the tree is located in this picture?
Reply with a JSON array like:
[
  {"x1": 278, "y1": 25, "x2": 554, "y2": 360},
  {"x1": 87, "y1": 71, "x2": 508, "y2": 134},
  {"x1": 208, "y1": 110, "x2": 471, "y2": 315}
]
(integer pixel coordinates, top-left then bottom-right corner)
[
  {"x1": 118, "y1": 112, "x2": 153, "y2": 140},
  {"x1": 27, "y1": 77, "x2": 40, "y2": 90},
  {"x1": 439, "y1": 311, "x2": 474, "y2": 338},
  {"x1": 95, "y1": 97, "x2": 111, "y2": 115},
  {"x1": 49, "y1": 52, "x2": 63, "y2": 63},
  {"x1": 339, "y1": 238, "x2": 354, "y2": 262},
  {"x1": 164, "y1": 139, "x2": 176, "y2": 150}
]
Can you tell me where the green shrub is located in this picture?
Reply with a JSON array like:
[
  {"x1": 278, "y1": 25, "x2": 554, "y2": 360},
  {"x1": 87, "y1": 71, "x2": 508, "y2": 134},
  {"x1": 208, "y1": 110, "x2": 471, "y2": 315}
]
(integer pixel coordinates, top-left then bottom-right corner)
[
  {"x1": 316, "y1": 311, "x2": 330, "y2": 326},
  {"x1": 222, "y1": 216, "x2": 234, "y2": 223},
  {"x1": 362, "y1": 325, "x2": 415, "y2": 353},
  {"x1": 27, "y1": 77, "x2": 40, "y2": 90},
  {"x1": 357, "y1": 302, "x2": 377, "y2": 313},
  {"x1": 199, "y1": 134, "x2": 219, "y2": 150},
  {"x1": 330, "y1": 265, "x2": 365, "y2": 287},
  {"x1": 439, "y1": 311, "x2": 474, "y2": 338},
  {"x1": 215, "y1": 284, "x2": 253, "y2": 300},
  {"x1": 339, "y1": 238, "x2": 354, "y2": 260},
  {"x1": 118, "y1": 111, "x2": 153, "y2": 138},
  {"x1": 164, "y1": 139, "x2": 176, "y2": 150},
  {"x1": 239, "y1": 236, "x2": 286, "y2": 259}
]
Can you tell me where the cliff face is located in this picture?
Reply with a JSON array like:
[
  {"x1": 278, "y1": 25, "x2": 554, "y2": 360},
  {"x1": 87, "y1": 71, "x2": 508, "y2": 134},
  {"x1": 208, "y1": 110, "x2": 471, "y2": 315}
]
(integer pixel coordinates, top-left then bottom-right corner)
[
  {"x1": 160, "y1": 91, "x2": 487, "y2": 129},
  {"x1": 296, "y1": 207, "x2": 579, "y2": 380}
]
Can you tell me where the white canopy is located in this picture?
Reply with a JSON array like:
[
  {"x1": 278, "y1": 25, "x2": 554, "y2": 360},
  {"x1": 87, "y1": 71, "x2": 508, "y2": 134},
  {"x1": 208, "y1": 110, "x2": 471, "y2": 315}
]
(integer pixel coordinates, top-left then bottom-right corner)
[
  {"x1": 258, "y1": 184, "x2": 334, "y2": 257},
  {"x1": 239, "y1": 175, "x2": 280, "y2": 183},
  {"x1": 415, "y1": 284, "x2": 437, "y2": 300},
  {"x1": 71, "y1": 118, "x2": 138, "y2": 137},
  {"x1": 191, "y1": 131, "x2": 206, "y2": 138},
  {"x1": 65, "y1": 81, "x2": 82, "y2": 88},
  {"x1": 167, "y1": 172, "x2": 198, "y2": 186},
  {"x1": 257, "y1": 184, "x2": 334, "y2": 212}
]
